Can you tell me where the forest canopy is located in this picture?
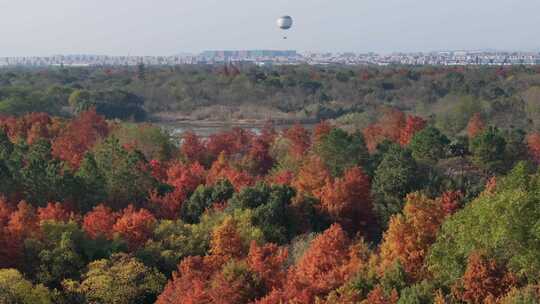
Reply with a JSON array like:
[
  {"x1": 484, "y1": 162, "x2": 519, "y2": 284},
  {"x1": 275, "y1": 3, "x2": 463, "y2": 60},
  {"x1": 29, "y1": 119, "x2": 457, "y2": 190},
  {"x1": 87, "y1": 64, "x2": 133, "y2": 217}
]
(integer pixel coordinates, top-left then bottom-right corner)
[{"x1": 1, "y1": 65, "x2": 540, "y2": 303}]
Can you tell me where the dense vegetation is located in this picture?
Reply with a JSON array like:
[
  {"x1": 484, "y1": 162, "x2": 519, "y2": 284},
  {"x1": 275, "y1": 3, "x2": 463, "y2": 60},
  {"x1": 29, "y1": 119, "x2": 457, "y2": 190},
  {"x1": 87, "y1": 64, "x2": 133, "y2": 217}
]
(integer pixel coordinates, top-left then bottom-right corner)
[
  {"x1": 2, "y1": 64, "x2": 540, "y2": 130},
  {"x1": 2, "y1": 66, "x2": 540, "y2": 303}
]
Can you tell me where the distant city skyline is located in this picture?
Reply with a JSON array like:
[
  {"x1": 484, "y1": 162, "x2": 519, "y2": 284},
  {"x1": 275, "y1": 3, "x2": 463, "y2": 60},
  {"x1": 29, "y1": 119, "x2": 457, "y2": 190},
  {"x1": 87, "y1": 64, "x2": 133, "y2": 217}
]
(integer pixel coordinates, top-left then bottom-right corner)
[
  {"x1": 1, "y1": 0, "x2": 540, "y2": 57},
  {"x1": 3, "y1": 50, "x2": 539, "y2": 67}
]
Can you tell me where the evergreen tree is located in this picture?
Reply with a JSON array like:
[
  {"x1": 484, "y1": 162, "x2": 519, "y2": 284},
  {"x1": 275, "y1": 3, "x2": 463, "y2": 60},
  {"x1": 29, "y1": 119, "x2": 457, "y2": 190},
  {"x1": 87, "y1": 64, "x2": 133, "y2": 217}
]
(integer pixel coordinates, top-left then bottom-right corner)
[{"x1": 373, "y1": 144, "x2": 419, "y2": 226}]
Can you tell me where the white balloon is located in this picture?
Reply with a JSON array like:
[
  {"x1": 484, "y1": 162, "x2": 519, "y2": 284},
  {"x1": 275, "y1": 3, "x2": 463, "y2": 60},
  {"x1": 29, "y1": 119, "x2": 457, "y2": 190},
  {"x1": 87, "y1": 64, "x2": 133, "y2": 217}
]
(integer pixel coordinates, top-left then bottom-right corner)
[{"x1": 277, "y1": 16, "x2": 293, "y2": 30}]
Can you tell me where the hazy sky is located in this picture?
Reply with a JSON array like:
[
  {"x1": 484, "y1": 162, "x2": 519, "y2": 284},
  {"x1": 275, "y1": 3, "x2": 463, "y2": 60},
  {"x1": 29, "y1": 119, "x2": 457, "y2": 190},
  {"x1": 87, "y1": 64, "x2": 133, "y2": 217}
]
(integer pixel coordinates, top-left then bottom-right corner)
[{"x1": 1, "y1": 0, "x2": 539, "y2": 56}]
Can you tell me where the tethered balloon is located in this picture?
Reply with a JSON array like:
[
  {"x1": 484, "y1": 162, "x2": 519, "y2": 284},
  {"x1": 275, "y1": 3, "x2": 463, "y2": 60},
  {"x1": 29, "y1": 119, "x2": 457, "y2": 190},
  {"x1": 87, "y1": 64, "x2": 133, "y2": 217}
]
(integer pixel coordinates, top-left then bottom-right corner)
[{"x1": 277, "y1": 16, "x2": 293, "y2": 39}]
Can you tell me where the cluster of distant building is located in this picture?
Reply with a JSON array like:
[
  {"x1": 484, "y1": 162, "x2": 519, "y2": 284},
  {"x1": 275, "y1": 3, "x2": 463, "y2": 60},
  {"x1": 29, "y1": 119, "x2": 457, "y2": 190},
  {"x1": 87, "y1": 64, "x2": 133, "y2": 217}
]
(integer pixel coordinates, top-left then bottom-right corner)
[
  {"x1": 1, "y1": 50, "x2": 540, "y2": 67},
  {"x1": 306, "y1": 51, "x2": 540, "y2": 66}
]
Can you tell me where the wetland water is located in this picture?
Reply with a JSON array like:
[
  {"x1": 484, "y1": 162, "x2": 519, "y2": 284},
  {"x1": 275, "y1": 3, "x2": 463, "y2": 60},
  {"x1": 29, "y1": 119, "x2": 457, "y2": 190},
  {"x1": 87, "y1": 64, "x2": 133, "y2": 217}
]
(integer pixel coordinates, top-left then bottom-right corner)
[{"x1": 158, "y1": 121, "x2": 316, "y2": 137}]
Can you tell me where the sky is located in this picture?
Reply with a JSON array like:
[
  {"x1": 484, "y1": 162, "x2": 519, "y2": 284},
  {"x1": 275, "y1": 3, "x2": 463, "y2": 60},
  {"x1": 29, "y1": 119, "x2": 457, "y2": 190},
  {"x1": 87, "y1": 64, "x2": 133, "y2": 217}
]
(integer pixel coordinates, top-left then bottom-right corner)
[{"x1": 1, "y1": 0, "x2": 539, "y2": 56}]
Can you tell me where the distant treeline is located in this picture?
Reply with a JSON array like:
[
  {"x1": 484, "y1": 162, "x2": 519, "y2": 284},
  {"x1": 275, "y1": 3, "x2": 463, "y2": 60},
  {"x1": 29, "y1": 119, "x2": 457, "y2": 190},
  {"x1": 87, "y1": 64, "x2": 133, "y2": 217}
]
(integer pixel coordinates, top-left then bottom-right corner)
[{"x1": 1, "y1": 64, "x2": 540, "y2": 134}]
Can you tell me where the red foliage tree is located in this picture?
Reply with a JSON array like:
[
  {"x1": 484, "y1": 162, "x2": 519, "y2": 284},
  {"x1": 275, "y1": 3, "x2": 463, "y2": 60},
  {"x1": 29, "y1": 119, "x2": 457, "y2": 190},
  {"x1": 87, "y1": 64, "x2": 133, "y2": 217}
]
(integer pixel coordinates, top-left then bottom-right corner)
[
  {"x1": 158, "y1": 161, "x2": 207, "y2": 217},
  {"x1": 399, "y1": 115, "x2": 427, "y2": 146},
  {"x1": 206, "y1": 153, "x2": 229, "y2": 185},
  {"x1": 247, "y1": 241, "x2": 288, "y2": 290},
  {"x1": 313, "y1": 120, "x2": 333, "y2": 144},
  {"x1": 207, "y1": 128, "x2": 254, "y2": 159},
  {"x1": 467, "y1": 113, "x2": 485, "y2": 139},
  {"x1": 52, "y1": 109, "x2": 109, "y2": 169},
  {"x1": 457, "y1": 251, "x2": 516, "y2": 304},
  {"x1": 167, "y1": 162, "x2": 206, "y2": 194},
  {"x1": 157, "y1": 256, "x2": 214, "y2": 304},
  {"x1": 268, "y1": 169, "x2": 295, "y2": 186},
  {"x1": 149, "y1": 159, "x2": 168, "y2": 182},
  {"x1": 26, "y1": 119, "x2": 51, "y2": 145},
  {"x1": 112, "y1": 205, "x2": 157, "y2": 251},
  {"x1": 284, "y1": 124, "x2": 311, "y2": 159},
  {"x1": 270, "y1": 224, "x2": 363, "y2": 303},
  {"x1": 527, "y1": 133, "x2": 540, "y2": 164},
  {"x1": 82, "y1": 204, "x2": 119, "y2": 239},
  {"x1": 2, "y1": 201, "x2": 39, "y2": 267},
  {"x1": 37, "y1": 202, "x2": 72, "y2": 223},
  {"x1": 224, "y1": 169, "x2": 255, "y2": 191},
  {"x1": 207, "y1": 153, "x2": 254, "y2": 191},
  {"x1": 180, "y1": 131, "x2": 207, "y2": 165},
  {"x1": 0, "y1": 113, "x2": 53, "y2": 143},
  {"x1": 319, "y1": 166, "x2": 375, "y2": 235},
  {"x1": 245, "y1": 136, "x2": 274, "y2": 176},
  {"x1": 259, "y1": 121, "x2": 277, "y2": 144},
  {"x1": 147, "y1": 191, "x2": 180, "y2": 220}
]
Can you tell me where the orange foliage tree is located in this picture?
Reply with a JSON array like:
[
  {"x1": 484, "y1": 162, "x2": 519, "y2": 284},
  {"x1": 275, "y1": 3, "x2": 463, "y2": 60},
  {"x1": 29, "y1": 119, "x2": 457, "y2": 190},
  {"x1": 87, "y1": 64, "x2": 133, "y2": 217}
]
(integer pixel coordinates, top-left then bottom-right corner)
[
  {"x1": 456, "y1": 251, "x2": 516, "y2": 304},
  {"x1": 438, "y1": 190, "x2": 462, "y2": 217},
  {"x1": 7, "y1": 201, "x2": 39, "y2": 240},
  {"x1": 209, "y1": 217, "x2": 245, "y2": 261},
  {"x1": 527, "y1": 133, "x2": 540, "y2": 164},
  {"x1": 265, "y1": 224, "x2": 365, "y2": 303},
  {"x1": 399, "y1": 115, "x2": 427, "y2": 146},
  {"x1": 363, "y1": 108, "x2": 407, "y2": 152},
  {"x1": 158, "y1": 218, "x2": 257, "y2": 304},
  {"x1": 292, "y1": 155, "x2": 330, "y2": 199},
  {"x1": 112, "y1": 205, "x2": 156, "y2": 251},
  {"x1": 467, "y1": 113, "x2": 485, "y2": 139},
  {"x1": 319, "y1": 166, "x2": 375, "y2": 235},
  {"x1": 247, "y1": 241, "x2": 288, "y2": 290},
  {"x1": 378, "y1": 109, "x2": 406, "y2": 143},
  {"x1": 378, "y1": 193, "x2": 446, "y2": 281},
  {"x1": 207, "y1": 153, "x2": 254, "y2": 191},
  {"x1": 363, "y1": 124, "x2": 385, "y2": 153}
]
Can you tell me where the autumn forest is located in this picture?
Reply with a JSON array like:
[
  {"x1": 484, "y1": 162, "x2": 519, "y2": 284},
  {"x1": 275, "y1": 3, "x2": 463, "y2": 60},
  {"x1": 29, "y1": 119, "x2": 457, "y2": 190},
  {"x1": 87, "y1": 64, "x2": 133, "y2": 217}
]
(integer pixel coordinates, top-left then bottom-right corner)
[{"x1": 2, "y1": 66, "x2": 540, "y2": 303}]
